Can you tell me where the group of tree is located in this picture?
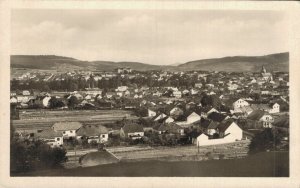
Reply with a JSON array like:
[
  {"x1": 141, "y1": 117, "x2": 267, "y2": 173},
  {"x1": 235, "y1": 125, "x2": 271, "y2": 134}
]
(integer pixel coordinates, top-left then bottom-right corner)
[
  {"x1": 248, "y1": 128, "x2": 285, "y2": 155},
  {"x1": 10, "y1": 125, "x2": 67, "y2": 174}
]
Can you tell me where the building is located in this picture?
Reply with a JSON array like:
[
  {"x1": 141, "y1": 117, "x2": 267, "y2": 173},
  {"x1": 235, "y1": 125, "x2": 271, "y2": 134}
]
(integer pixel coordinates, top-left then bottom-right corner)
[
  {"x1": 261, "y1": 66, "x2": 273, "y2": 82},
  {"x1": 233, "y1": 99, "x2": 250, "y2": 111},
  {"x1": 35, "y1": 129, "x2": 63, "y2": 147},
  {"x1": 186, "y1": 112, "x2": 201, "y2": 124},
  {"x1": 120, "y1": 123, "x2": 144, "y2": 140},
  {"x1": 247, "y1": 110, "x2": 274, "y2": 128},
  {"x1": 196, "y1": 119, "x2": 243, "y2": 146},
  {"x1": 76, "y1": 125, "x2": 109, "y2": 143},
  {"x1": 52, "y1": 122, "x2": 83, "y2": 139}
]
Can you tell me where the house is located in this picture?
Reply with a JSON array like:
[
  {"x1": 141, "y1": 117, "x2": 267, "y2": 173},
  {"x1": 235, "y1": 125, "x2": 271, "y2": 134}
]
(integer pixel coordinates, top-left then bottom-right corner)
[
  {"x1": 16, "y1": 95, "x2": 29, "y2": 103},
  {"x1": 76, "y1": 125, "x2": 109, "y2": 143},
  {"x1": 247, "y1": 110, "x2": 274, "y2": 128},
  {"x1": 35, "y1": 129, "x2": 63, "y2": 147},
  {"x1": 120, "y1": 123, "x2": 144, "y2": 140},
  {"x1": 251, "y1": 103, "x2": 280, "y2": 114},
  {"x1": 233, "y1": 99, "x2": 250, "y2": 111},
  {"x1": 156, "y1": 122, "x2": 184, "y2": 136},
  {"x1": 201, "y1": 107, "x2": 219, "y2": 118},
  {"x1": 10, "y1": 96, "x2": 18, "y2": 103},
  {"x1": 207, "y1": 112, "x2": 229, "y2": 123},
  {"x1": 173, "y1": 91, "x2": 182, "y2": 98},
  {"x1": 169, "y1": 106, "x2": 184, "y2": 117},
  {"x1": 164, "y1": 116, "x2": 175, "y2": 123},
  {"x1": 154, "y1": 113, "x2": 167, "y2": 121},
  {"x1": 116, "y1": 86, "x2": 128, "y2": 92},
  {"x1": 85, "y1": 88, "x2": 102, "y2": 96},
  {"x1": 269, "y1": 103, "x2": 280, "y2": 113},
  {"x1": 52, "y1": 122, "x2": 83, "y2": 139},
  {"x1": 186, "y1": 112, "x2": 201, "y2": 124},
  {"x1": 22, "y1": 90, "x2": 31, "y2": 96},
  {"x1": 106, "y1": 92, "x2": 115, "y2": 99},
  {"x1": 116, "y1": 91, "x2": 123, "y2": 97},
  {"x1": 196, "y1": 119, "x2": 243, "y2": 146},
  {"x1": 232, "y1": 106, "x2": 254, "y2": 116},
  {"x1": 148, "y1": 108, "x2": 157, "y2": 117},
  {"x1": 190, "y1": 88, "x2": 199, "y2": 95},
  {"x1": 42, "y1": 96, "x2": 51, "y2": 108},
  {"x1": 195, "y1": 83, "x2": 203, "y2": 88}
]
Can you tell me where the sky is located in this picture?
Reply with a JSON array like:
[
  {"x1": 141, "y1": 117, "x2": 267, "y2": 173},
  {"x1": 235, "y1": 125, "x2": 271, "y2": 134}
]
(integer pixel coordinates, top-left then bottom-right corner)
[{"x1": 11, "y1": 9, "x2": 289, "y2": 65}]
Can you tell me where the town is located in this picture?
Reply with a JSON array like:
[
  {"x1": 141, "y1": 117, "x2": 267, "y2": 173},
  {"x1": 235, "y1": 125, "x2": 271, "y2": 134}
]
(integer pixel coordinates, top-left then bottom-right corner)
[{"x1": 9, "y1": 64, "x2": 290, "y2": 176}]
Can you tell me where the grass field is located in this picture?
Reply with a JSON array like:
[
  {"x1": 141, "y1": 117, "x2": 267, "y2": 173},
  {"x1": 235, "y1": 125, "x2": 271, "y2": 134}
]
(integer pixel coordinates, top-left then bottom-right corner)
[
  {"x1": 15, "y1": 151, "x2": 289, "y2": 177},
  {"x1": 13, "y1": 109, "x2": 137, "y2": 131}
]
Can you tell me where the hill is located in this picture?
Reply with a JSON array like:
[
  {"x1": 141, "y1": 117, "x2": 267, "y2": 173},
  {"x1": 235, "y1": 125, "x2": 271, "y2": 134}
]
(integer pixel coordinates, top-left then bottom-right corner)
[
  {"x1": 11, "y1": 52, "x2": 289, "y2": 72},
  {"x1": 10, "y1": 55, "x2": 171, "y2": 71},
  {"x1": 178, "y1": 52, "x2": 289, "y2": 72}
]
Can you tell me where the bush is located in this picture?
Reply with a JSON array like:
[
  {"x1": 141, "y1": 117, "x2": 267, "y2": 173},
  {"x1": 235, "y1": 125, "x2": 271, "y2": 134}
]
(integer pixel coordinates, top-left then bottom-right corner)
[
  {"x1": 248, "y1": 128, "x2": 282, "y2": 155},
  {"x1": 11, "y1": 139, "x2": 68, "y2": 173}
]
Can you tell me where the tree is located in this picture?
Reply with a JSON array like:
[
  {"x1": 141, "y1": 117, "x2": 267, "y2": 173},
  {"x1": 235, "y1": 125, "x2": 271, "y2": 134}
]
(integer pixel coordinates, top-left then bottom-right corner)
[
  {"x1": 10, "y1": 127, "x2": 67, "y2": 173},
  {"x1": 49, "y1": 97, "x2": 65, "y2": 109},
  {"x1": 68, "y1": 96, "x2": 79, "y2": 109},
  {"x1": 248, "y1": 128, "x2": 282, "y2": 155}
]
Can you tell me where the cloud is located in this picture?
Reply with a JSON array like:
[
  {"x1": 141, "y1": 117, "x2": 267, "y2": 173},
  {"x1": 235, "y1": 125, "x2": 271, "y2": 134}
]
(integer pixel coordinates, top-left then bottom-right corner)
[{"x1": 11, "y1": 10, "x2": 288, "y2": 65}]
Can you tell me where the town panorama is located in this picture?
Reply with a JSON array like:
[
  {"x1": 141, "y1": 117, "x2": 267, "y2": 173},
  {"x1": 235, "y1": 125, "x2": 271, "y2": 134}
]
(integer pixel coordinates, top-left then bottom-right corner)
[{"x1": 10, "y1": 54, "x2": 289, "y2": 177}]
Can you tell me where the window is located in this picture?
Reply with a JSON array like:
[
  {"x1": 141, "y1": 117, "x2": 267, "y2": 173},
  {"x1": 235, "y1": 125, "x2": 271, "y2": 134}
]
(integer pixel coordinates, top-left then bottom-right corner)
[
  {"x1": 63, "y1": 131, "x2": 65, "y2": 134},
  {"x1": 70, "y1": 131, "x2": 73, "y2": 133},
  {"x1": 102, "y1": 135, "x2": 105, "y2": 138},
  {"x1": 57, "y1": 138, "x2": 60, "y2": 141},
  {"x1": 266, "y1": 117, "x2": 269, "y2": 120}
]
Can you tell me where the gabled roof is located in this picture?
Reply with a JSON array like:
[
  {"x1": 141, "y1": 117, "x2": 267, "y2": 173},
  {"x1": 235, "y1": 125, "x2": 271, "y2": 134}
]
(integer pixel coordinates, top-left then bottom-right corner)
[
  {"x1": 157, "y1": 122, "x2": 182, "y2": 132},
  {"x1": 52, "y1": 122, "x2": 83, "y2": 131},
  {"x1": 207, "y1": 112, "x2": 227, "y2": 122},
  {"x1": 207, "y1": 121, "x2": 219, "y2": 129},
  {"x1": 218, "y1": 119, "x2": 236, "y2": 133},
  {"x1": 122, "y1": 123, "x2": 144, "y2": 134},
  {"x1": 247, "y1": 110, "x2": 266, "y2": 121},
  {"x1": 199, "y1": 119, "x2": 211, "y2": 129},
  {"x1": 36, "y1": 129, "x2": 63, "y2": 139},
  {"x1": 76, "y1": 125, "x2": 109, "y2": 136},
  {"x1": 251, "y1": 104, "x2": 271, "y2": 111}
]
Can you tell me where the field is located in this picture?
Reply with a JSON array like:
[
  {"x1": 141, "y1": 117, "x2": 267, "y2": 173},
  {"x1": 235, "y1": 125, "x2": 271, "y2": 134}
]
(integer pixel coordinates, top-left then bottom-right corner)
[
  {"x1": 108, "y1": 140, "x2": 250, "y2": 161},
  {"x1": 12, "y1": 109, "x2": 137, "y2": 132},
  {"x1": 15, "y1": 151, "x2": 289, "y2": 177},
  {"x1": 63, "y1": 140, "x2": 250, "y2": 169}
]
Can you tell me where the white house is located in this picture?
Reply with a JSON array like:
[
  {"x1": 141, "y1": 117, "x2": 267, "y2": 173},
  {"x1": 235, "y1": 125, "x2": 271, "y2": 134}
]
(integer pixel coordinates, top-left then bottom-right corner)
[
  {"x1": 233, "y1": 99, "x2": 250, "y2": 111},
  {"x1": 22, "y1": 90, "x2": 31, "y2": 96},
  {"x1": 164, "y1": 116, "x2": 175, "y2": 123},
  {"x1": 186, "y1": 112, "x2": 201, "y2": 124},
  {"x1": 42, "y1": 96, "x2": 52, "y2": 108},
  {"x1": 116, "y1": 86, "x2": 128, "y2": 92},
  {"x1": 173, "y1": 91, "x2": 182, "y2": 98},
  {"x1": 10, "y1": 97, "x2": 18, "y2": 103},
  {"x1": 148, "y1": 109, "x2": 157, "y2": 117},
  {"x1": 248, "y1": 110, "x2": 274, "y2": 128},
  {"x1": 196, "y1": 120, "x2": 243, "y2": 146},
  {"x1": 154, "y1": 113, "x2": 167, "y2": 121},
  {"x1": 35, "y1": 129, "x2": 63, "y2": 147},
  {"x1": 52, "y1": 122, "x2": 83, "y2": 139},
  {"x1": 195, "y1": 83, "x2": 203, "y2": 88},
  {"x1": 76, "y1": 125, "x2": 109, "y2": 143},
  {"x1": 269, "y1": 103, "x2": 280, "y2": 114}
]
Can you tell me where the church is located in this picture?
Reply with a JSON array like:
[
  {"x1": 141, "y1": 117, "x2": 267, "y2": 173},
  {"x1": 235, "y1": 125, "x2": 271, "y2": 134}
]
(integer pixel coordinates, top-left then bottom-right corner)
[{"x1": 261, "y1": 66, "x2": 273, "y2": 82}]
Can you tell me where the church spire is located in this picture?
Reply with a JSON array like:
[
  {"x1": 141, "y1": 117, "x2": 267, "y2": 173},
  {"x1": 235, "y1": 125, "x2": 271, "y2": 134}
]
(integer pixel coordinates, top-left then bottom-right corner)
[{"x1": 261, "y1": 66, "x2": 267, "y2": 73}]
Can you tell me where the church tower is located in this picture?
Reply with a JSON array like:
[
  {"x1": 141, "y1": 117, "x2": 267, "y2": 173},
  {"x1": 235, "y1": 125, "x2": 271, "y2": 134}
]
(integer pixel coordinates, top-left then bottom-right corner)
[{"x1": 261, "y1": 66, "x2": 267, "y2": 73}]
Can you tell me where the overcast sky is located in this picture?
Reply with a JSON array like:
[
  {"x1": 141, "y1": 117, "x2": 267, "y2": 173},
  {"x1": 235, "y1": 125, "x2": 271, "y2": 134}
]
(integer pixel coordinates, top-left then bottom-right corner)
[{"x1": 11, "y1": 9, "x2": 288, "y2": 65}]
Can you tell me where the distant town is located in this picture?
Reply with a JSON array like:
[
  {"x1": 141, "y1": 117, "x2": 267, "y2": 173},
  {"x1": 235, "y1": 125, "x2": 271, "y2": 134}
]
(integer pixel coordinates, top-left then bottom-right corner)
[{"x1": 10, "y1": 64, "x2": 289, "y2": 175}]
